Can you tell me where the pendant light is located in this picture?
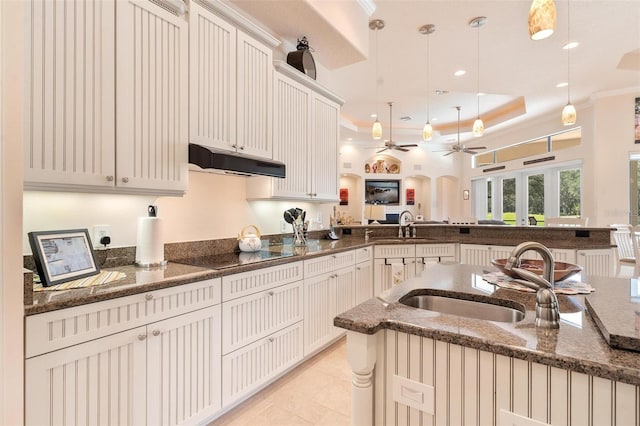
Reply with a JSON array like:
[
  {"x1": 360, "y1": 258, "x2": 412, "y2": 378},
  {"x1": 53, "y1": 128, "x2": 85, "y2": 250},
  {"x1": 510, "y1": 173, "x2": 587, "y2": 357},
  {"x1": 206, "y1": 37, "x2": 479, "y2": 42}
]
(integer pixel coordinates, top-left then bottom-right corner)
[
  {"x1": 561, "y1": 0, "x2": 576, "y2": 125},
  {"x1": 419, "y1": 24, "x2": 435, "y2": 141},
  {"x1": 470, "y1": 16, "x2": 487, "y2": 137},
  {"x1": 369, "y1": 19, "x2": 385, "y2": 140},
  {"x1": 528, "y1": 0, "x2": 556, "y2": 41}
]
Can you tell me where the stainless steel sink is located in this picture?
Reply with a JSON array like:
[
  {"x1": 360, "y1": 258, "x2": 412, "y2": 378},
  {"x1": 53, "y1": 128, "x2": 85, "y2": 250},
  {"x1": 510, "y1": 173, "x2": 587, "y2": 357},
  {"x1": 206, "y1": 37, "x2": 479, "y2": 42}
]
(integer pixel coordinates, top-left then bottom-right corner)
[{"x1": 400, "y1": 294, "x2": 525, "y2": 323}]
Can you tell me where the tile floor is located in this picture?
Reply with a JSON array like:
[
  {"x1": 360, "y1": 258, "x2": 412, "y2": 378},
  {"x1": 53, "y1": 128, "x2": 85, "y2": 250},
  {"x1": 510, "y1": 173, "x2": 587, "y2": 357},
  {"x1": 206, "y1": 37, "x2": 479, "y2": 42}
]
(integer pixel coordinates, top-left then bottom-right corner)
[{"x1": 210, "y1": 338, "x2": 351, "y2": 426}]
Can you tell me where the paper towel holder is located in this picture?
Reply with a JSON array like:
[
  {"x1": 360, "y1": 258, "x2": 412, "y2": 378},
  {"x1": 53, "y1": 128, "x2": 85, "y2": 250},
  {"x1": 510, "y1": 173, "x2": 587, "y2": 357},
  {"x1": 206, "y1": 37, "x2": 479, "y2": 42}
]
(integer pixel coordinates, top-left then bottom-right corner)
[{"x1": 135, "y1": 205, "x2": 168, "y2": 268}]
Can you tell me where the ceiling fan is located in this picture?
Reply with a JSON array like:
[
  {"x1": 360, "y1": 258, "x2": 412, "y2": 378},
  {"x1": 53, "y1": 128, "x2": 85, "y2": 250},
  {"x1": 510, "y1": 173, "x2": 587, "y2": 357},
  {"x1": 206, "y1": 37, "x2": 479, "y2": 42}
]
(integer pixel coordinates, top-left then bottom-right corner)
[
  {"x1": 441, "y1": 106, "x2": 486, "y2": 156},
  {"x1": 376, "y1": 102, "x2": 418, "y2": 153}
]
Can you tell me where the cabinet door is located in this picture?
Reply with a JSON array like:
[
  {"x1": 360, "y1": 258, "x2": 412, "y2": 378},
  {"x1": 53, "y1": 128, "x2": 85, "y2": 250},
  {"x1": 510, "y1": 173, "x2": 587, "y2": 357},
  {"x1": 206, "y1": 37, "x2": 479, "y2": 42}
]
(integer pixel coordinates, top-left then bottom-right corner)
[
  {"x1": 577, "y1": 248, "x2": 615, "y2": 277},
  {"x1": 23, "y1": 0, "x2": 116, "y2": 189},
  {"x1": 310, "y1": 93, "x2": 340, "y2": 201},
  {"x1": 355, "y1": 260, "x2": 373, "y2": 305},
  {"x1": 25, "y1": 326, "x2": 146, "y2": 426},
  {"x1": 460, "y1": 244, "x2": 514, "y2": 266},
  {"x1": 236, "y1": 30, "x2": 273, "y2": 158},
  {"x1": 116, "y1": 0, "x2": 188, "y2": 193},
  {"x1": 334, "y1": 267, "x2": 357, "y2": 337},
  {"x1": 272, "y1": 72, "x2": 311, "y2": 198},
  {"x1": 146, "y1": 305, "x2": 222, "y2": 426},
  {"x1": 189, "y1": 1, "x2": 236, "y2": 151},
  {"x1": 303, "y1": 272, "x2": 335, "y2": 355}
]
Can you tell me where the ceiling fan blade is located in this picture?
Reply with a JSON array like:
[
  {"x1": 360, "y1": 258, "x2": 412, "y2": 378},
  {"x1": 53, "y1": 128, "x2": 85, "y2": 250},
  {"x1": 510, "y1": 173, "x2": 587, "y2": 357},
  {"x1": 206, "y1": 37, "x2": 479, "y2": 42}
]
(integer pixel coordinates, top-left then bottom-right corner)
[
  {"x1": 463, "y1": 150, "x2": 478, "y2": 155},
  {"x1": 376, "y1": 147, "x2": 389, "y2": 153},
  {"x1": 398, "y1": 144, "x2": 418, "y2": 148},
  {"x1": 394, "y1": 147, "x2": 410, "y2": 152},
  {"x1": 465, "y1": 146, "x2": 486, "y2": 150},
  {"x1": 443, "y1": 151, "x2": 455, "y2": 157}
]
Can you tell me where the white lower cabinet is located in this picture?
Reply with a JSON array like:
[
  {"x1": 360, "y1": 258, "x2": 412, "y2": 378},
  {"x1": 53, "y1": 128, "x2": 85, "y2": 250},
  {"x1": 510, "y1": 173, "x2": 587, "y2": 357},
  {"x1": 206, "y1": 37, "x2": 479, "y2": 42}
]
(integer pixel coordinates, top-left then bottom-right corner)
[
  {"x1": 221, "y1": 322, "x2": 303, "y2": 406},
  {"x1": 461, "y1": 243, "x2": 615, "y2": 277},
  {"x1": 25, "y1": 326, "x2": 147, "y2": 426},
  {"x1": 25, "y1": 279, "x2": 223, "y2": 426},
  {"x1": 374, "y1": 244, "x2": 417, "y2": 296},
  {"x1": 219, "y1": 262, "x2": 305, "y2": 408},
  {"x1": 26, "y1": 304, "x2": 222, "y2": 426},
  {"x1": 303, "y1": 266, "x2": 355, "y2": 356},
  {"x1": 376, "y1": 330, "x2": 639, "y2": 426},
  {"x1": 415, "y1": 243, "x2": 457, "y2": 277}
]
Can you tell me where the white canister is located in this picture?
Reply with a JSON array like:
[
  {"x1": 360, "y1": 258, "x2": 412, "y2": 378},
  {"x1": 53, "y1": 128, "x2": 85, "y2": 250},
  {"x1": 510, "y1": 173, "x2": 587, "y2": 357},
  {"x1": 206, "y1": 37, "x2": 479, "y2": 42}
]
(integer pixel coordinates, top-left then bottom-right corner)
[{"x1": 238, "y1": 225, "x2": 262, "y2": 252}]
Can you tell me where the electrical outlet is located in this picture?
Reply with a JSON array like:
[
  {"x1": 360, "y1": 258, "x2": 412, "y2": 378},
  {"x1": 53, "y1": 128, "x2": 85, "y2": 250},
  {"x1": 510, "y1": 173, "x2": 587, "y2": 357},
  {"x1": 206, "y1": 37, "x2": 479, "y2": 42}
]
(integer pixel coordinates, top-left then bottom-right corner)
[{"x1": 93, "y1": 225, "x2": 112, "y2": 247}]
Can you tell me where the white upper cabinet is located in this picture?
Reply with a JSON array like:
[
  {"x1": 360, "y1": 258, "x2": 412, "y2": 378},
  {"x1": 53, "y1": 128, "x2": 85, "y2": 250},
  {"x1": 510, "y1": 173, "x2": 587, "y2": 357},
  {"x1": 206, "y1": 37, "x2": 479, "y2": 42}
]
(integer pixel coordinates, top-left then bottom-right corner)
[
  {"x1": 189, "y1": 0, "x2": 277, "y2": 158},
  {"x1": 23, "y1": 0, "x2": 116, "y2": 189},
  {"x1": 24, "y1": 0, "x2": 188, "y2": 195},
  {"x1": 247, "y1": 62, "x2": 343, "y2": 201},
  {"x1": 116, "y1": 0, "x2": 189, "y2": 194}
]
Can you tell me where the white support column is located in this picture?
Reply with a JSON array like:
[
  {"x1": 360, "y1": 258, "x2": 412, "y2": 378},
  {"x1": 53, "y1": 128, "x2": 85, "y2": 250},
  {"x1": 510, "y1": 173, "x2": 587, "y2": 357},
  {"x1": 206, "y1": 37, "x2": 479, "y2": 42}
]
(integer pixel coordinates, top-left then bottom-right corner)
[{"x1": 346, "y1": 331, "x2": 378, "y2": 426}]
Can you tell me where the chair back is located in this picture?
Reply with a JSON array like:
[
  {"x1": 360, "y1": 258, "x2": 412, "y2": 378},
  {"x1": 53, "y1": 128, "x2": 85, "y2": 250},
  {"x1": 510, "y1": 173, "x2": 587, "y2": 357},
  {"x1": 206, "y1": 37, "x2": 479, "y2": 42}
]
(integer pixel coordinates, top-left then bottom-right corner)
[{"x1": 611, "y1": 224, "x2": 634, "y2": 262}]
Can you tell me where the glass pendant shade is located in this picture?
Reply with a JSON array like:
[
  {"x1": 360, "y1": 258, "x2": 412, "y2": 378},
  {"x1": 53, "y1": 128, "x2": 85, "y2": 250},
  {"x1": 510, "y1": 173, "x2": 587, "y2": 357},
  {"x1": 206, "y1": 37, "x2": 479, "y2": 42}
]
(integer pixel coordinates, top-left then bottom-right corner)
[
  {"x1": 529, "y1": 0, "x2": 556, "y2": 40},
  {"x1": 562, "y1": 103, "x2": 576, "y2": 125},
  {"x1": 422, "y1": 122, "x2": 433, "y2": 141},
  {"x1": 372, "y1": 119, "x2": 382, "y2": 140},
  {"x1": 473, "y1": 118, "x2": 485, "y2": 137}
]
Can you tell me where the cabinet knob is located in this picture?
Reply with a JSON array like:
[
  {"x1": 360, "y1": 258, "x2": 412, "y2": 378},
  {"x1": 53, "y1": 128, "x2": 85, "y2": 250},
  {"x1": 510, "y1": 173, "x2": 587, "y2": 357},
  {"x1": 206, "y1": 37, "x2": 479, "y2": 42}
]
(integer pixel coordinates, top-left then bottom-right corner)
[
  {"x1": 106, "y1": 175, "x2": 114, "y2": 182},
  {"x1": 121, "y1": 177, "x2": 129, "y2": 183},
  {"x1": 332, "y1": 255, "x2": 337, "y2": 259},
  {"x1": 152, "y1": 329, "x2": 161, "y2": 337},
  {"x1": 145, "y1": 294, "x2": 153, "y2": 301},
  {"x1": 239, "y1": 146, "x2": 245, "y2": 150},
  {"x1": 268, "y1": 337, "x2": 274, "y2": 343},
  {"x1": 231, "y1": 144, "x2": 237, "y2": 148},
  {"x1": 267, "y1": 291, "x2": 274, "y2": 296},
  {"x1": 138, "y1": 334, "x2": 147, "y2": 341}
]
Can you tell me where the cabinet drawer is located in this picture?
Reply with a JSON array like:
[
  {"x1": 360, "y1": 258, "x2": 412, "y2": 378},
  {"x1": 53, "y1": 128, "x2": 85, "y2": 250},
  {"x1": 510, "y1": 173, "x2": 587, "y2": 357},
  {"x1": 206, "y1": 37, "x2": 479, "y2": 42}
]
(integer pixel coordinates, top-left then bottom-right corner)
[
  {"x1": 356, "y1": 246, "x2": 373, "y2": 263},
  {"x1": 375, "y1": 244, "x2": 416, "y2": 259},
  {"x1": 222, "y1": 281, "x2": 303, "y2": 354},
  {"x1": 416, "y1": 243, "x2": 456, "y2": 259},
  {"x1": 222, "y1": 261, "x2": 303, "y2": 301},
  {"x1": 222, "y1": 322, "x2": 303, "y2": 406},
  {"x1": 304, "y1": 250, "x2": 356, "y2": 278},
  {"x1": 26, "y1": 278, "x2": 221, "y2": 358}
]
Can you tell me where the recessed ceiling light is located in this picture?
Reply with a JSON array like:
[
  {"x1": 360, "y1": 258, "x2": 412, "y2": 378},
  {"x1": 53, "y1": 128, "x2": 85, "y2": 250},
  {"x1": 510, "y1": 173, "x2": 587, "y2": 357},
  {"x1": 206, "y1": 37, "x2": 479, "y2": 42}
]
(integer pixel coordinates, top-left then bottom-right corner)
[
  {"x1": 435, "y1": 89, "x2": 449, "y2": 95},
  {"x1": 370, "y1": 113, "x2": 377, "y2": 118},
  {"x1": 563, "y1": 41, "x2": 579, "y2": 50},
  {"x1": 432, "y1": 117, "x2": 438, "y2": 122},
  {"x1": 556, "y1": 82, "x2": 568, "y2": 88},
  {"x1": 454, "y1": 70, "x2": 466, "y2": 77},
  {"x1": 477, "y1": 92, "x2": 486, "y2": 97}
]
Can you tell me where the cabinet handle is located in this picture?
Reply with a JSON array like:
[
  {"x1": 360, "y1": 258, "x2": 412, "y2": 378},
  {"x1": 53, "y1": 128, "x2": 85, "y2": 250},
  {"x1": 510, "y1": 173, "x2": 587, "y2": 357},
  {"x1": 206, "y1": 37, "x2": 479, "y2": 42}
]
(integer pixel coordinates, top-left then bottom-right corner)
[
  {"x1": 138, "y1": 334, "x2": 147, "y2": 341},
  {"x1": 332, "y1": 255, "x2": 337, "y2": 259},
  {"x1": 121, "y1": 177, "x2": 129, "y2": 183},
  {"x1": 106, "y1": 175, "x2": 114, "y2": 182},
  {"x1": 145, "y1": 294, "x2": 153, "y2": 301},
  {"x1": 267, "y1": 291, "x2": 274, "y2": 296},
  {"x1": 239, "y1": 146, "x2": 245, "y2": 150},
  {"x1": 231, "y1": 144, "x2": 237, "y2": 148},
  {"x1": 356, "y1": 267, "x2": 361, "y2": 271},
  {"x1": 487, "y1": 247, "x2": 492, "y2": 250},
  {"x1": 152, "y1": 329, "x2": 161, "y2": 337},
  {"x1": 268, "y1": 337, "x2": 274, "y2": 343}
]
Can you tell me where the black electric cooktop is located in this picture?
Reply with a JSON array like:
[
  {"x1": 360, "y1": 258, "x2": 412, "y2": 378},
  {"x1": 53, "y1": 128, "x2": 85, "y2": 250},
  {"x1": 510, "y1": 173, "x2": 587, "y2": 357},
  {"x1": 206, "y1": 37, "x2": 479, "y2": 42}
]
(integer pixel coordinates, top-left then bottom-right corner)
[{"x1": 173, "y1": 250, "x2": 295, "y2": 270}]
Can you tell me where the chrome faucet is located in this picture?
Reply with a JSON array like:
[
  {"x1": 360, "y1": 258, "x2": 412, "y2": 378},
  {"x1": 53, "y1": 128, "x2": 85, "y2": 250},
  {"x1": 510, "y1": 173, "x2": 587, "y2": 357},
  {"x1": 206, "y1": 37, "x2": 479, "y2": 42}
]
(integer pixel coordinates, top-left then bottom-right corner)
[
  {"x1": 504, "y1": 241, "x2": 560, "y2": 329},
  {"x1": 398, "y1": 210, "x2": 414, "y2": 238},
  {"x1": 364, "y1": 228, "x2": 374, "y2": 242}
]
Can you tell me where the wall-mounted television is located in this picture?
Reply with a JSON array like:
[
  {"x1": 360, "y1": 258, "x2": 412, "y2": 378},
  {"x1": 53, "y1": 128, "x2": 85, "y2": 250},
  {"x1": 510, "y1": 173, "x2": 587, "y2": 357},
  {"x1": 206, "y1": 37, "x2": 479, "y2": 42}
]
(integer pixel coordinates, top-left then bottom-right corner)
[{"x1": 365, "y1": 179, "x2": 400, "y2": 205}]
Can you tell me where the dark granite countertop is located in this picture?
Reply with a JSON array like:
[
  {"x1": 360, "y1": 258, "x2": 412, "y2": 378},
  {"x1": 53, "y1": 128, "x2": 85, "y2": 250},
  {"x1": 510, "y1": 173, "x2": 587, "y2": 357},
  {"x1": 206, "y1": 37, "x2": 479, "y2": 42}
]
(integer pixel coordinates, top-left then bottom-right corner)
[
  {"x1": 25, "y1": 237, "x2": 372, "y2": 316},
  {"x1": 334, "y1": 263, "x2": 640, "y2": 386},
  {"x1": 24, "y1": 233, "x2": 614, "y2": 316}
]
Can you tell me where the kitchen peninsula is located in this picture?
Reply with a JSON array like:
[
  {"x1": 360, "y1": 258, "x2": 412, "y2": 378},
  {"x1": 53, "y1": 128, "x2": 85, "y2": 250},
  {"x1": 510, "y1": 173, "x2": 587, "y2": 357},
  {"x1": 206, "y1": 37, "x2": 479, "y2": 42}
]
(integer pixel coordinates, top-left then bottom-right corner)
[{"x1": 334, "y1": 263, "x2": 640, "y2": 426}]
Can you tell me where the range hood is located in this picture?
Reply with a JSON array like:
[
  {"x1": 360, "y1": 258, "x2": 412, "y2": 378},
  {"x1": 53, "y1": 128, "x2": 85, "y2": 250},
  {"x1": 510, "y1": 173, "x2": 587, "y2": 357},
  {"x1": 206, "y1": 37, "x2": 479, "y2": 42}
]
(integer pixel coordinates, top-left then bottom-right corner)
[{"x1": 189, "y1": 143, "x2": 286, "y2": 178}]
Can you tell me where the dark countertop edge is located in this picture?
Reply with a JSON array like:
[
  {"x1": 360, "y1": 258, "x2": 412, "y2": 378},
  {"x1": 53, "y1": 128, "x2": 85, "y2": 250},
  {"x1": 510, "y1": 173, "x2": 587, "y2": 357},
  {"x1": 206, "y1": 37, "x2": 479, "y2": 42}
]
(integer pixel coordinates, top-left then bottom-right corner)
[{"x1": 334, "y1": 311, "x2": 640, "y2": 387}]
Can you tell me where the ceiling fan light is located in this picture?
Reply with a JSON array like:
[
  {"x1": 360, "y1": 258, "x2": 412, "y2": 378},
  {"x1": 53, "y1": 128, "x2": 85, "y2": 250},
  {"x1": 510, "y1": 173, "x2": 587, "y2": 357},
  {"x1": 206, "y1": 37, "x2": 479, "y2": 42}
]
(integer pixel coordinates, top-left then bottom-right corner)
[
  {"x1": 372, "y1": 119, "x2": 383, "y2": 140},
  {"x1": 528, "y1": 0, "x2": 556, "y2": 40},
  {"x1": 422, "y1": 122, "x2": 433, "y2": 141},
  {"x1": 562, "y1": 103, "x2": 576, "y2": 125},
  {"x1": 473, "y1": 118, "x2": 485, "y2": 137}
]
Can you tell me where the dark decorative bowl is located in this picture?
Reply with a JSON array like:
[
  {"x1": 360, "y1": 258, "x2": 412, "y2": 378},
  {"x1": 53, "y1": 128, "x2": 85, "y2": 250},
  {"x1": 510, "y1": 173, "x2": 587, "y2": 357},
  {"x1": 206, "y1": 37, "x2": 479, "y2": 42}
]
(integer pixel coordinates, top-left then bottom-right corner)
[{"x1": 490, "y1": 258, "x2": 583, "y2": 282}]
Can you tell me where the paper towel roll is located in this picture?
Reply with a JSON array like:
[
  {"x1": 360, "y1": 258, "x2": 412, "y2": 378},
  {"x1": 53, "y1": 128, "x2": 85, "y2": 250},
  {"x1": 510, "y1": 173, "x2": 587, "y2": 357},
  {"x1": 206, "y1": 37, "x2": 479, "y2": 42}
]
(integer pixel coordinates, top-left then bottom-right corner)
[{"x1": 135, "y1": 217, "x2": 166, "y2": 266}]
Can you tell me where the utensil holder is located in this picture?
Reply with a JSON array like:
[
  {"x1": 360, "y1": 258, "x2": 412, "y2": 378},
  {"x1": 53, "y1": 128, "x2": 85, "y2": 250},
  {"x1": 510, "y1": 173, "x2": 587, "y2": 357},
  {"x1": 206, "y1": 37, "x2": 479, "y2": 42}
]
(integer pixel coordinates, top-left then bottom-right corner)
[{"x1": 293, "y1": 222, "x2": 306, "y2": 246}]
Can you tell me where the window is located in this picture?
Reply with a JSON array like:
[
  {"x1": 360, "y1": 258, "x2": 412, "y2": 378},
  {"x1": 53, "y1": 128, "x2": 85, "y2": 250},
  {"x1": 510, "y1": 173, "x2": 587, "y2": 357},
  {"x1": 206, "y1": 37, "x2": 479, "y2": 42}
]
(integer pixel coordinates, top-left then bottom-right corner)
[
  {"x1": 473, "y1": 128, "x2": 580, "y2": 168},
  {"x1": 473, "y1": 163, "x2": 583, "y2": 225}
]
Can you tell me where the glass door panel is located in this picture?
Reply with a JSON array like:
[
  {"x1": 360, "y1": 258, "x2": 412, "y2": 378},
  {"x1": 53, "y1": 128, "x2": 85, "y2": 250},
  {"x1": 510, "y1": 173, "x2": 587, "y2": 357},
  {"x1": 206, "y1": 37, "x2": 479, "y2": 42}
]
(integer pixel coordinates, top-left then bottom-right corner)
[
  {"x1": 502, "y1": 177, "x2": 516, "y2": 225},
  {"x1": 559, "y1": 169, "x2": 581, "y2": 217},
  {"x1": 527, "y1": 174, "x2": 544, "y2": 226}
]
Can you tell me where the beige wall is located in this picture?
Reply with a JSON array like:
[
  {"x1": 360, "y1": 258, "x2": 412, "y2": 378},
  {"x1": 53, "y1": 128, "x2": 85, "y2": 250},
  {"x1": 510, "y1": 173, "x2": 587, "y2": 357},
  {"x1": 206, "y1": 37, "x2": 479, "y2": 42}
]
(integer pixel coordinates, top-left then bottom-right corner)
[{"x1": 23, "y1": 171, "x2": 336, "y2": 254}]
